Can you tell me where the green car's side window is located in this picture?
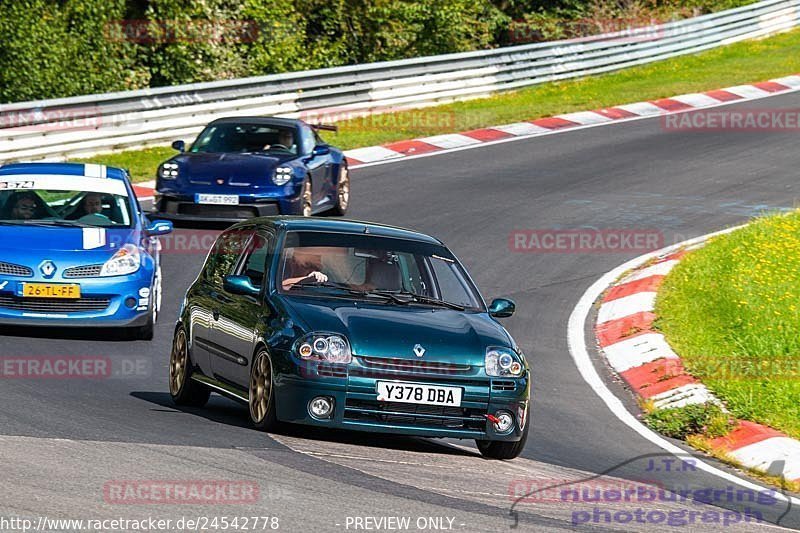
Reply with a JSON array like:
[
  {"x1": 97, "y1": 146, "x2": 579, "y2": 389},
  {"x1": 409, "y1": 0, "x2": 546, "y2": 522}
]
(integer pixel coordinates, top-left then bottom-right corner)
[
  {"x1": 205, "y1": 229, "x2": 254, "y2": 287},
  {"x1": 236, "y1": 232, "x2": 274, "y2": 290}
]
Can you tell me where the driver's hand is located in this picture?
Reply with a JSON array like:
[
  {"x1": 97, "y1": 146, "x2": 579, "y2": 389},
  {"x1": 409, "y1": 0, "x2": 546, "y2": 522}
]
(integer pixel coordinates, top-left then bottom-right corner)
[{"x1": 306, "y1": 271, "x2": 328, "y2": 283}]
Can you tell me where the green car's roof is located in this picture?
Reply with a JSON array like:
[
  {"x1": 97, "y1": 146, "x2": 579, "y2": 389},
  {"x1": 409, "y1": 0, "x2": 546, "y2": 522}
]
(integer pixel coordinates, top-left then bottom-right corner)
[{"x1": 241, "y1": 216, "x2": 443, "y2": 245}]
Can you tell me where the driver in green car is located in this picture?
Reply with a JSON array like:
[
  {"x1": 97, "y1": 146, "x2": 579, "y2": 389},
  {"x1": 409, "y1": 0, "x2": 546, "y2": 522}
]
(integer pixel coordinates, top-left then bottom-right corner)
[{"x1": 281, "y1": 248, "x2": 328, "y2": 290}]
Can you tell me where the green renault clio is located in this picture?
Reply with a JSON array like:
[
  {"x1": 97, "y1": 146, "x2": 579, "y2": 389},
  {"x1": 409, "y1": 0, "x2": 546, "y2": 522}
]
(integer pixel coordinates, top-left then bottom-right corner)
[{"x1": 169, "y1": 217, "x2": 530, "y2": 459}]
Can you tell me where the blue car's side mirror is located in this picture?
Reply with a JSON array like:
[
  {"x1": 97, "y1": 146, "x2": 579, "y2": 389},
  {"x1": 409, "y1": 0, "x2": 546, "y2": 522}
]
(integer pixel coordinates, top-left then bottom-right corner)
[
  {"x1": 145, "y1": 219, "x2": 173, "y2": 236},
  {"x1": 489, "y1": 298, "x2": 515, "y2": 318},
  {"x1": 223, "y1": 275, "x2": 260, "y2": 297},
  {"x1": 171, "y1": 140, "x2": 185, "y2": 152},
  {"x1": 312, "y1": 145, "x2": 330, "y2": 157}
]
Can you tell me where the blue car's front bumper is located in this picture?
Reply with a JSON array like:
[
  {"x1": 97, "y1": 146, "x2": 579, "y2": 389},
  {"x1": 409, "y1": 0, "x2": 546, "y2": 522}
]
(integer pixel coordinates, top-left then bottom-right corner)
[
  {"x1": 153, "y1": 181, "x2": 304, "y2": 221},
  {"x1": 273, "y1": 355, "x2": 530, "y2": 441},
  {"x1": 0, "y1": 269, "x2": 154, "y2": 328}
]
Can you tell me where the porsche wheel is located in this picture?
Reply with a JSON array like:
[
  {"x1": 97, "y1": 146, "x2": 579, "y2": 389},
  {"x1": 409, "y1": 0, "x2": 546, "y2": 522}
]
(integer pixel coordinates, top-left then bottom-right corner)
[
  {"x1": 169, "y1": 328, "x2": 210, "y2": 406},
  {"x1": 329, "y1": 165, "x2": 350, "y2": 216},
  {"x1": 301, "y1": 179, "x2": 313, "y2": 217},
  {"x1": 249, "y1": 350, "x2": 279, "y2": 431}
]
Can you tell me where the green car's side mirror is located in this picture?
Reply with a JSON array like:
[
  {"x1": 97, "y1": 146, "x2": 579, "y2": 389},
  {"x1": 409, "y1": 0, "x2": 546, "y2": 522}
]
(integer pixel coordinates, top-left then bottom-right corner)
[
  {"x1": 489, "y1": 298, "x2": 515, "y2": 318},
  {"x1": 223, "y1": 275, "x2": 260, "y2": 297}
]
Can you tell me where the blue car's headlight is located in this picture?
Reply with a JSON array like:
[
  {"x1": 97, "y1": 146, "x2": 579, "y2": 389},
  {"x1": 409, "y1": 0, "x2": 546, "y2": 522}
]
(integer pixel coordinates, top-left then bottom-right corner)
[
  {"x1": 100, "y1": 244, "x2": 141, "y2": 277},
  {"x1": 159, "y1": 163, "x2": 179, "y2": 179},
  {"x1": 296, "y1": 332, "x2": 352, "y2": 363},
  {"x1": 485, "y1": 347, "x2": 524, "y2": 377},
  {"x1": 272, "y1": 166, "x2": 292, "y2": 186}
]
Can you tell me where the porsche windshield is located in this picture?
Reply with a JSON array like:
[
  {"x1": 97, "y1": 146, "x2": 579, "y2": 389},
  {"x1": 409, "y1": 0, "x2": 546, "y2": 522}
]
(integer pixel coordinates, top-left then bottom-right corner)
[
  {"x1": 190, "y1": 123, "x2": 298, "y2": 155},
  {"x1": 278, "y1": 231, "x2": 484, "y2": 311},
  {"x1": 0, "y1": 187, "x2": 133, "y2": 227}
]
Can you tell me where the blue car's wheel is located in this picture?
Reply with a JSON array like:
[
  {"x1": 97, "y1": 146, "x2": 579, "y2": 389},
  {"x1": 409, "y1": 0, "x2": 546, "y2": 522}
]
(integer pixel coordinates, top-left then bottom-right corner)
[
  {"x1": 328, "y1": 165, "x2": 350, "y2": 216},
  {"x1": 301, "y1": 179, "x2": 313, "y2": 217},
  {"x1": 169, "y1": 328, "x2": 210, "y2": 406},
  {"x1": 249, "y1": 349, "x2": 280, "y2": 431}
]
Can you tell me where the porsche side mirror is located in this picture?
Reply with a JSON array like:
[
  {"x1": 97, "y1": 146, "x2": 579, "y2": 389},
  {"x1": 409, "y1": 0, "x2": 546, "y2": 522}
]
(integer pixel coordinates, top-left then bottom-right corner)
[
  {"x1": 171, "y1": 140, "x2": 186, "y2": 152},
  {"x1": 489, "y1": 298, "x2": 515, "y2": 318},
  {"x1": 312, "y1": 145, "x2": 330, "y2": 157}
]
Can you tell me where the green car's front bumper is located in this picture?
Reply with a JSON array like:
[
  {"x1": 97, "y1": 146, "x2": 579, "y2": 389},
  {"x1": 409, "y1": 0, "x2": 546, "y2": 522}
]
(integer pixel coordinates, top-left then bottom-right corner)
[{"x1": 273, "y1": 354, "x2": 530, "y2": 441}]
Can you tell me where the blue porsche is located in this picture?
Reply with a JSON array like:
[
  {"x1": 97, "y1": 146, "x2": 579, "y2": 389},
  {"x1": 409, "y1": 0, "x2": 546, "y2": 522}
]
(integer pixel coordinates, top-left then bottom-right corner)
[
  {"x1": 0, "y1": 162, "x2": 173, "y2": 339},
  {"x1": 152, "y1": 117, "x2": 350, "y2": 222}
]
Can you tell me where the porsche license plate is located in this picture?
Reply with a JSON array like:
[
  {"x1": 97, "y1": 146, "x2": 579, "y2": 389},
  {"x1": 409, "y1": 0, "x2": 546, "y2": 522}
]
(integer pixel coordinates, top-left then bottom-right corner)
[
  {"x1": 195, "y1": 194, "x2": 239, "y2": 205},
  {"x1": 21, "y1": 283, "x2": 81, "y2": 299},
  {"x1": 376, "y1": 381, "x2": 462, "y2": 407}
]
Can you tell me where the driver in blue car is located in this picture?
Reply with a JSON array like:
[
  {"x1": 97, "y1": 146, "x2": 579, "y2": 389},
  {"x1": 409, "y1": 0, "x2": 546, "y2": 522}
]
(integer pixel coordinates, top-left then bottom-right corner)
[{"x1": 1, "y1": 191, "x2": 46, "y2": 220}]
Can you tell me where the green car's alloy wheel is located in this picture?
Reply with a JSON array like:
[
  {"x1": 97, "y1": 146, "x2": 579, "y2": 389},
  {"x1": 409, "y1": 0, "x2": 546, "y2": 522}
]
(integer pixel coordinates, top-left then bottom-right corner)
[
  {"x1": 331, "y1": 165, "x2": 350, "y2": 216},
  {"x1": 302, "y1": 180, "x2": 313, "y2": 217},
  {"x1": 249, "y1": 350, "x2": 279, "y2": 430},
  {"x1": 169, "y1": 328, "x2": 210, "y2": 406}
]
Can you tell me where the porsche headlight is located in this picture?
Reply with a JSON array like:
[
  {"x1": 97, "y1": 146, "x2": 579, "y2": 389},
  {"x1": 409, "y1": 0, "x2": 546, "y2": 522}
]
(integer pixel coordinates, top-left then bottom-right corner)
[
  {"x1": 100, "y1": 244, "x2": 141, "y2": 277},
  {"x1": 296, "y1": 332, "x2": 351, "y2": 363},
  {"x1": 485, "y1": 347, "x2": 524, "y2": 377},
  {"x1": 159, "y1": 162, "x2": 179, "y2": 179},
  {"x1": 272, "y1": 166, "x2": 292, "y2": 186}
]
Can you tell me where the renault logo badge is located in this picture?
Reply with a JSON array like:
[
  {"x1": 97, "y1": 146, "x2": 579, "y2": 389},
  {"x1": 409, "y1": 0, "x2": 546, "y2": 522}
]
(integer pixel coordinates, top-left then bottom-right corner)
[
  {"x1": 39, "y1": 260, "x2": 56, "y2": 278},
  {"x1": 413, "y1": 344, "x2": 425, "y2": 358}
]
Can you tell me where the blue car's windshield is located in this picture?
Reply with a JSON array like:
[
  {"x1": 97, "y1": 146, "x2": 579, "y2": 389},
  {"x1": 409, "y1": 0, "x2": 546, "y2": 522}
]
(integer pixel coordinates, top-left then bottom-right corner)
[
  {"x1": 190, "y1": 123, "x2": 298, "y2": 155},
  {"x1": 278, "y1": 231, "x2": 484, "y2": 312},
  {"x1": 0, "y1": 185, "x2": 133, "y2": 228}
]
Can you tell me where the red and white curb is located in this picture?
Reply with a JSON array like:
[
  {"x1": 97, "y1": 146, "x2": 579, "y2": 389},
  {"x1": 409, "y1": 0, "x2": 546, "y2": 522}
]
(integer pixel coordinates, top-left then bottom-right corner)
[
  {"x1": 130, "y1": 74, "x2": 800, "y2": 199},
  {"x1": 340, "y1": 74, "x2": 800, "y2": 167},
  {"x1": 595, "y1": 243, "x2": 800, "y2": 483}
]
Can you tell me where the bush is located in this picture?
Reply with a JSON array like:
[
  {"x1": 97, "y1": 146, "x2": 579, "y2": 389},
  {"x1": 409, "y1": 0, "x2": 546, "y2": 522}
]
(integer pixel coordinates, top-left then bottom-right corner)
[
  {"x1": 644, "y1": 403, "x2": 734, "y2": 439},
  {"x1": 0, "y1": 0, "x2": 147, "y2": 102}
]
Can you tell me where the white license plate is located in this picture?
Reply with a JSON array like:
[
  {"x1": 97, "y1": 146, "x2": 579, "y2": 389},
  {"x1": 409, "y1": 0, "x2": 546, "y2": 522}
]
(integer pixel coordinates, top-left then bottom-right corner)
[
  {"x1": 195, "y1": 194, "x2": 239, "y2": 205},
  {"x1": 376, "y1": 381, "x2": 462, "y2": 407}
]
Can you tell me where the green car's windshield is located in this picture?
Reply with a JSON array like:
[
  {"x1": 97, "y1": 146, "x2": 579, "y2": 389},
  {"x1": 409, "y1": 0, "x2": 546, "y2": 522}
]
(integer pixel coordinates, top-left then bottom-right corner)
[
  {"x1": 278, "y1": 231, "x2": 484, "y2": 312},
  {"x1": 0, "y1": 186, "x2": 133, "y2": 227}
]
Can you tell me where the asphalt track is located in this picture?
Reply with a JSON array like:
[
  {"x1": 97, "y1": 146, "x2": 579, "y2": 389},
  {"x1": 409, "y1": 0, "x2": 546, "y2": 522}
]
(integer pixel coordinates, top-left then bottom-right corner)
[{"x1": 2, "y1": 91, "x2": 800, "y2": 532}]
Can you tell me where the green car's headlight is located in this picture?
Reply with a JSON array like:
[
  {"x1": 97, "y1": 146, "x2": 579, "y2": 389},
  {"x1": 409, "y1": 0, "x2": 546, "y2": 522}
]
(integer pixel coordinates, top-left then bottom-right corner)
[
  {"x1": 485, "y1": 347, "x2": 524, "y2": 377},
  {"x1": 297, "y1": 332, "x2": 352, "y2": 363}
]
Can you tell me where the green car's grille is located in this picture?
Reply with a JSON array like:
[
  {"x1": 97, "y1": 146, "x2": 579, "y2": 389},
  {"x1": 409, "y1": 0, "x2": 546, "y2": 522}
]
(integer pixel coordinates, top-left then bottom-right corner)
[
  {"x1": 344, "y1": 398, "x2": 486, "y2": 431},
  {"x1": 358, "y1": 356, "x2": 473, "y2": 375}
]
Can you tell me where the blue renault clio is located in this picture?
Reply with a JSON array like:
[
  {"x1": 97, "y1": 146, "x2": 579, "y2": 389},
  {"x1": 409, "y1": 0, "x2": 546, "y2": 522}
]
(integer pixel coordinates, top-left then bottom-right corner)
[
  {"x1": 0, "y1": 162, "x2": 173, "y2": 339},
  {"x1": 170, "y1": 217, "x2": 530, "y2": 459}
]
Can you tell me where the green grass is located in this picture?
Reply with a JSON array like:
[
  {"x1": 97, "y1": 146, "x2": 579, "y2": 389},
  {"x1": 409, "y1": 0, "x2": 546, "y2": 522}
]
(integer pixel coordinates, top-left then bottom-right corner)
[
  {"x1": 656, "y1": 210, "x2": 800, "y2": 440},
  {"x1": 73, "y1": 27, "x2": 800, "y2": 182}
]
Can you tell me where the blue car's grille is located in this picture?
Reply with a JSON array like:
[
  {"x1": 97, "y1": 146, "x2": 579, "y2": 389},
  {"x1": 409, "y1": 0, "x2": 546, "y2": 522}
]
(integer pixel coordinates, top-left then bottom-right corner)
[
  {"x1": 0, "y1": 296, "x2": 110, "y2": 313},
  {"x1": 344, "y1": 398, "x2": 487, "y2": 431},
  {"x1": 0, "y1": 261, "x2": 33, "y2": 277},
  {"x1": 63, "y1": 265, "x2": 103, "y2": 278}
]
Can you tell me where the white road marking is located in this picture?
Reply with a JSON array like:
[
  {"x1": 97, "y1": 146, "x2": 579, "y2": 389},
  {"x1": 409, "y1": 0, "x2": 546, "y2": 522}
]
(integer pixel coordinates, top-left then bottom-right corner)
[
  {"x1": 597, "y1": 292, "x2": 656, "y2": 323},
  {"x1": 567, "y1": 224, "x2": 800, "y2": 505},
  {"x1": 603, "y1": 332, "x2": 678, "y2": 372}
]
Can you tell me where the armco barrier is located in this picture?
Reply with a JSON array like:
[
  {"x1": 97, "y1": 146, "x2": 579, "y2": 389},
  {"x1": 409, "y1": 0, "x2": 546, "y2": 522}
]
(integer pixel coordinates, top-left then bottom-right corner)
[{"x1": 0, "y1": 0, "x2": 798, "y2": 162}]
